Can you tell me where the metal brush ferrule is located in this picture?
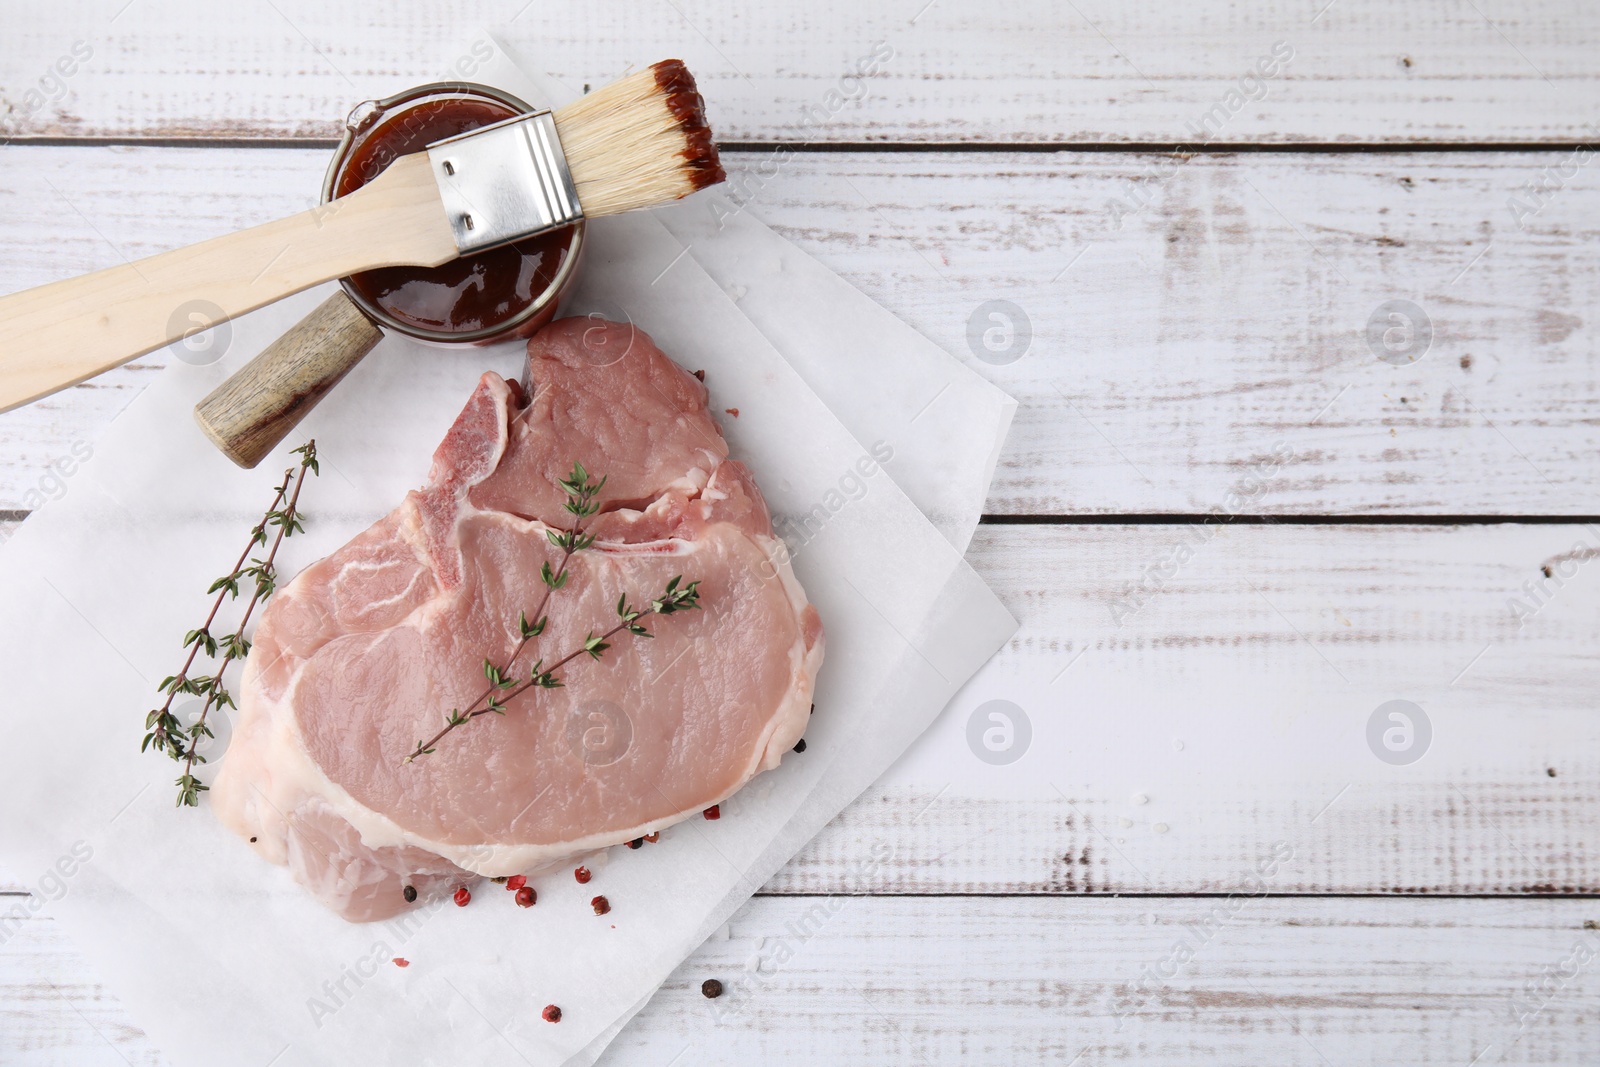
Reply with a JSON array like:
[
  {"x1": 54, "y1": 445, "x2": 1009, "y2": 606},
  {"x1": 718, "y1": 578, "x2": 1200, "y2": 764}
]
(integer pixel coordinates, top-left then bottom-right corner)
[{"x1": 426, "y1": 110, "x2": 583, "y2": 255}]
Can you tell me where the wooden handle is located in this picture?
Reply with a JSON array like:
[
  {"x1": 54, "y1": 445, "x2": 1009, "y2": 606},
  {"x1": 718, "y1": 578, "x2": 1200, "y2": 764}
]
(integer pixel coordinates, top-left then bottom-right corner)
[
  {"x1": 0, "y1": 152, "x2": 454, "y2": 413},
  {"x1": 193, "y1": 291, "x2": 383, "y2": 468}
]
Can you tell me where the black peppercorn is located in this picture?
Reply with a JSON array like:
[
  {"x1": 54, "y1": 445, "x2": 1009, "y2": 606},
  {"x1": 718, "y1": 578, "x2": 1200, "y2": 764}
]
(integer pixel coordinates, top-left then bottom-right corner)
[
  {"x1": 701, "y1": 978, "x2": 723, "y2": 999},
  {"x1": 403, "y1": 884, "x2": 417, "y2": 903},
  {"x1": 793, "y1": 739, "x2": 806, "y2": 753}
]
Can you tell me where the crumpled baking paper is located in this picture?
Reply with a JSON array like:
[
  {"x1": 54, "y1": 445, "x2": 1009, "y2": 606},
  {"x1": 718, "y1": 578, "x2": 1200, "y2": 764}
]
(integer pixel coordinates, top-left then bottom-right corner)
[{"x1": 0, "y1": 34, "x2": 1017, "y2": 1067}]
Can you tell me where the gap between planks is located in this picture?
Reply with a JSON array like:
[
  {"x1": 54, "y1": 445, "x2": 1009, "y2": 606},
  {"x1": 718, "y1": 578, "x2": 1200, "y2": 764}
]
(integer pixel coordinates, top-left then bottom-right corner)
[
  {"x1": 3, "y1": 890, "x2": 1597, "y2": 900},
  {"x1": 984, "y1": 514, "x2": 1600, "y2": 525},
  {"x1": 21, "y1": 511, "x2": 1600, "y2": 527},
  {"x1": 7, "y1": 137, "x2": 1600, "y2": 153}
]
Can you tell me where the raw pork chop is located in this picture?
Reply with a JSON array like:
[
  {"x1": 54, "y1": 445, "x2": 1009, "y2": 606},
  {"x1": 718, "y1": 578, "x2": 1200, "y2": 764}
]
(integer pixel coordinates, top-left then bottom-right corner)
[{"x1": 212, "y1": 319, "x2": 823, "y2": 922}]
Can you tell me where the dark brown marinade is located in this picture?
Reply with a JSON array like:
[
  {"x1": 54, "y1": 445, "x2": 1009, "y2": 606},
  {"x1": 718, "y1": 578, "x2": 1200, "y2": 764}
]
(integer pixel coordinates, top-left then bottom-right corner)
[
  {"x1": 650, "y1": 59, "x2": 726, "y2": 190},
  {"x1": 334, "y1": 96, "x2": 575, "y2": 333}
]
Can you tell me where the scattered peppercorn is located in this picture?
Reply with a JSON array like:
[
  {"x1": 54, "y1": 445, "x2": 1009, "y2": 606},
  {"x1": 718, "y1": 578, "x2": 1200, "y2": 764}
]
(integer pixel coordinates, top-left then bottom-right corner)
[
  {"x1": 506, "y1": 875, "x2": 527, "y2": 892},
  {"x1": 393, "y1": 958, "x2": 410, "y2": 968},
  {"x1": 701, "y1": 978, "x2": 723, "y2": 999},
  {"x1": 575, "y1": 866, "x2": 592, "y2": 884},
  {"x1": 810, "y1": 703, "x2": 815, "y2": 714},
  {"x1": 403, "y1": 884, "x2": 418, "y2": 903},
  {"x1": 703, "y1": 805, "x2": 721, "y2": 820},
  {"x1": 793, "y1": 738, "x2": 806, "y2": 753},
  {"x1": 249, "y1": 836, "x2": 258, "y2": 843},
  {"x1": 542, "y1": 1004, "x2": 562, "y2": 1023},
  {"x1": 591, "y1": 895, "x2": 611, "y2": 915},
  {"x1": 1549, "y1": 767, "x2": 1559, "y2": 777},
  {"x1": 627, "y1": 838, "x2": 644, "y2": 849},
  {"x1": 515, "y1": 886, "x2": 537, "y2": 908},
  {"x1": 644, "y1": 832, "x2": 660, "y2": 843},
  {"x1": 454, "y1": 886, "x2": 472, "y2": 907}
]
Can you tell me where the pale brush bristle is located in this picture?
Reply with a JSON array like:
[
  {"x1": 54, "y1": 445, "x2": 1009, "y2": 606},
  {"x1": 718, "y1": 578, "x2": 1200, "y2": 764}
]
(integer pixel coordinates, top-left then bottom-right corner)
[{"x1": 553, "y1": 60, "x2": 726, "y2": 218}]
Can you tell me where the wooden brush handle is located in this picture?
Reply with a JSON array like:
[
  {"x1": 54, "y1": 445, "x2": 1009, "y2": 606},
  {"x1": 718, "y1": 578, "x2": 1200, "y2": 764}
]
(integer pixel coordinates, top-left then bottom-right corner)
[
  {"x1": 0, "y1": 152, "x2": 454, "y2": 414},
  {"x1": 194, "y1": 291, "x2": 382, "y2": 468}
]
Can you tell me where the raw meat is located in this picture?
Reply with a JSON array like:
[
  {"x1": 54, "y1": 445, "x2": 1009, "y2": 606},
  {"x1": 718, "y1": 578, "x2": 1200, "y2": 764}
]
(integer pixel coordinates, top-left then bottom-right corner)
[{"x1": 212, "y1": 318, "x2": 823, "y2": 922}]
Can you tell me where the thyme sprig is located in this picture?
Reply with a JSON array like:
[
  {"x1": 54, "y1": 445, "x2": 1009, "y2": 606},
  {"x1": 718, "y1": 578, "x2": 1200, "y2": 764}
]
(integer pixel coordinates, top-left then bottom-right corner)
[
  {"x1": 401, "y1": 462, "x2": 702, "y2": 763},
  {"x1": 426, "y1": 462, "x2": 606, "y2": 752},
  {"x1": 144, "y1": 441, "x2": 319, "y2": 806},
  {"x1": 402, "y1": 575, "x2": 701, "y2": 763}
]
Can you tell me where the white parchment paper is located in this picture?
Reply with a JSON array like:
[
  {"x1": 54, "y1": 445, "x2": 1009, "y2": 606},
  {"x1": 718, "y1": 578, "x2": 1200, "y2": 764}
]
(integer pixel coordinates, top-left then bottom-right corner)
[
  {"x1": 0, "y1": 37, "x2": 1017, "y2": 1067},
  {"x1": 654, "y1": 199, "x2": 1016, "y2": 553}
]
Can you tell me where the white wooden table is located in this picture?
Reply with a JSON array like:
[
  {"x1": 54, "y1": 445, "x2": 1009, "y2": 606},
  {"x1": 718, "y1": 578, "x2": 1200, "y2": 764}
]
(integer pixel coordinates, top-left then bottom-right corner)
[{"x1": 4, "y1": 2, "x2": 1599, "y2": 1063}]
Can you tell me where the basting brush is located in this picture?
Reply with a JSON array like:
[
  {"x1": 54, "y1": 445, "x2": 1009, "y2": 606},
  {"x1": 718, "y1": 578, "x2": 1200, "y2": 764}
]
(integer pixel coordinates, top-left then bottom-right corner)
[{"x1": 0, "y1": 59, "x2": 726, "y2": 413}]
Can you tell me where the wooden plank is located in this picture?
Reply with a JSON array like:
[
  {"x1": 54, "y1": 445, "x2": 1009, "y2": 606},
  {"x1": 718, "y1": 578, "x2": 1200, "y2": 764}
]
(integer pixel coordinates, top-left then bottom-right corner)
[
  {"x1": 741, "y1": 150, "x2": 1600, "y2": 516},
  {"x1": 632, "y1": 897, "x2": 1600, "y2": 1066},
  {"x1": 5, "y1": 898, "x2": 1597, "y2": 1065},
  {"x1": 775, "y1": 522, "x2": 1600, "y2": 895},
  {"x1": 3, "y1": 0, "x2": 1600, "y2": 143},
  {"x1": 3, "y1": 523, "x2": 1594, "y2": 897},
  {"x1": 3, "y1": 146, "x2": 1600, "y2": 514},
  {"x1": 768, "y1": 778, "x2": 1600, "y2": 896}
]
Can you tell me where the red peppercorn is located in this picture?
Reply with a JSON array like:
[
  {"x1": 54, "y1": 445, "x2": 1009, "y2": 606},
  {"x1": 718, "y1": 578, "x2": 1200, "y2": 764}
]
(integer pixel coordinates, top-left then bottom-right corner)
[
  {"x1": 393, "y1": 958, "x2": 410, "y2": 968},
  {"x1": 506, "y1": 875, "x2": 527, "y2": 892},
  {"x1": 454, "y1": 886, "x2": 471, "y2": 907},
  {"x1": 515, "y1": 886, "x2": 537, "y2": 908},
  {"x1": 591, "y1": 895, "x2": 611, "y2": 916},
  {"x1": 542, "y1": 1004, "x2": 562, "y2": 1023},
  {"x1": 574, "y1": 866, "x2": 592, "y2": 884},
  {"x1": 703, "y1": 805, "x2": 720, "y2": 820},
  {"x1": 626, "y1": 838, "x2": 643, "y2": 849},
  {"x1": 644, "y1": 832, "x2": 660, "y2": 843}
]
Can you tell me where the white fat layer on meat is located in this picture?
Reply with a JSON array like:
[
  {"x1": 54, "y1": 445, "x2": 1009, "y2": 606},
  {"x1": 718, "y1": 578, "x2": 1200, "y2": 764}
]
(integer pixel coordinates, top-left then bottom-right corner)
[{"x1": 328, "y1": 556, "x2": 433, "y2": 618}]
